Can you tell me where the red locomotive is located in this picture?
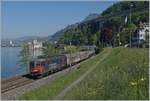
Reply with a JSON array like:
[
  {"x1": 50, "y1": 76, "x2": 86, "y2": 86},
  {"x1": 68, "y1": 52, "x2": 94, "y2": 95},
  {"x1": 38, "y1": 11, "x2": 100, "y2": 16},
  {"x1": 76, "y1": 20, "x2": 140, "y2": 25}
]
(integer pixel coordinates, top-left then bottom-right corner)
[{"x1": 29, "y1": 55, "x2": 67, "y2": 77}]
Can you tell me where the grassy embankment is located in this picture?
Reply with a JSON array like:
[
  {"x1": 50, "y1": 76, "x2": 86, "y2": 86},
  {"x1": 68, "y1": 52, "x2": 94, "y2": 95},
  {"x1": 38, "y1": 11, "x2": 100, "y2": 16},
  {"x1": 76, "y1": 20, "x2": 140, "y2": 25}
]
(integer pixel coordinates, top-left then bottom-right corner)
[
  {"x1": 63, "y1": 48, "x2": 149, "y2": 100},
  {"x1": 19, "y1": 48, "x2": 111, "y2": 100},
  {"x1": 20, "y1": 48, "x2": 149, "y2": 100}
]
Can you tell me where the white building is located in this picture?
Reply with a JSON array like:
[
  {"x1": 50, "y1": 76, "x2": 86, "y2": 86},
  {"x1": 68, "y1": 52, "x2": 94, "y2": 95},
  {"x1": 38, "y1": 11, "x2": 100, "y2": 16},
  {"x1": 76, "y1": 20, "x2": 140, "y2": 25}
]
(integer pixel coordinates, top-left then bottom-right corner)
[
  {"x1": 9, "y1": 40, "x2": 14, "y2": 47},
  {"x1": 28, "y1": 40, "x2": 43, "y2": 58},
  {"x1": 131, "y1": 23, "x2": 149, "y2": 47}
]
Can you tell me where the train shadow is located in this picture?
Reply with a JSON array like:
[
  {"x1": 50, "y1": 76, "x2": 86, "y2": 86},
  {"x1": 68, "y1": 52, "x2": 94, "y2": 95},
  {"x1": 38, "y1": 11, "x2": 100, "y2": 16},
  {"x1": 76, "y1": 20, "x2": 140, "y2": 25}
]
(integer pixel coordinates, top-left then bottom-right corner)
[{"x1": 22, "y1": 74, "x2": 38, "y2": 80}]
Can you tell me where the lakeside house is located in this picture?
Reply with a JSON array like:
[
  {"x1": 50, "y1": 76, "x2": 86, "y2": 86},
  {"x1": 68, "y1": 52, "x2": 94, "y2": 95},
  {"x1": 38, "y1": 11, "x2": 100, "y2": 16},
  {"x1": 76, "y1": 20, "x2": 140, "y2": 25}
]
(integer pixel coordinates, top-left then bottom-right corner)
[
  {"x1": 28, "y1": 40, "x2": 43, "y2": 58},
  {"x1": 131, "y1": 23, "x2": 149, "y2": 47},
  {"x1": 9, "y1": 40, "x2": 15, "y2": 47}
]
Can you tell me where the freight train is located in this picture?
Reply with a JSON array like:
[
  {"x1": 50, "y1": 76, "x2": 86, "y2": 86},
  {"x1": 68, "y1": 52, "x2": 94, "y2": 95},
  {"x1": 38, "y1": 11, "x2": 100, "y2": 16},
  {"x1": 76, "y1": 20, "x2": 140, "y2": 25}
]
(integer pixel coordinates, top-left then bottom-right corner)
[{"x1": 29, "y1": 50, "x2": 95, "y2": 78}]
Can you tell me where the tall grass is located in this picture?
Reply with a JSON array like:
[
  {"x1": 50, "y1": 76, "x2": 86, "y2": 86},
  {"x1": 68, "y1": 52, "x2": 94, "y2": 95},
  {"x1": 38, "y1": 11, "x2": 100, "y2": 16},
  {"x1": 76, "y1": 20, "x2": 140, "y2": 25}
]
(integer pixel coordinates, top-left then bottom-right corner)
[{"x1": 63, "y1": 48, "x2": 149, "y2": 100}]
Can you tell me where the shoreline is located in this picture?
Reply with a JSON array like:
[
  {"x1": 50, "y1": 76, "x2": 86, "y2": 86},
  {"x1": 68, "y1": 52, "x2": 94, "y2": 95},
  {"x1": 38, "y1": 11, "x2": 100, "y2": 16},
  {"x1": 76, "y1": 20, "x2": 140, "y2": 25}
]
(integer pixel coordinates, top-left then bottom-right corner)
[{"x1": 1, "y1": 73, "x2": 29, "y2": 82}]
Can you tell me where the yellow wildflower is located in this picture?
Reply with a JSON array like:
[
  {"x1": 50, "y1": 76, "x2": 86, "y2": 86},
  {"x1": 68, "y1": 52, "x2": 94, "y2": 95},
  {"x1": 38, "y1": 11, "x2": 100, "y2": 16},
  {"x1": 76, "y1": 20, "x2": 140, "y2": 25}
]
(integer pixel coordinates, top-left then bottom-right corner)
[
  {"x1": 130, "y1": 82, "x2": 137, "y2": 86},
  {"x1": 140, "y1": 77, "x2": 146, "y2": 81}
]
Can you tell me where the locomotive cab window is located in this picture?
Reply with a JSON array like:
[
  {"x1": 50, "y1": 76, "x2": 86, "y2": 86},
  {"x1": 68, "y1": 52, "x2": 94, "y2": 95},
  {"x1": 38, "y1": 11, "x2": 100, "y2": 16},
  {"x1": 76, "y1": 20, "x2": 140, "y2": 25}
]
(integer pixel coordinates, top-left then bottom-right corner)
[
  {"x1": 30, "y1": 61, "x2": 35, "y2": 68},
  {"x1": 36, "y1": 62, "x2": 41, "y2": 66}
]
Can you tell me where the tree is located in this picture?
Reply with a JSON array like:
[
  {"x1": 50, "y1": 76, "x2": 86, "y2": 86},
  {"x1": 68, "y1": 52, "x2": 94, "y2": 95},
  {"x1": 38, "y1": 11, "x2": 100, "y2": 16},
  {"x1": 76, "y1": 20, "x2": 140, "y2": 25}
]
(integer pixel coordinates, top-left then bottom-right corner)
[
  {"x1": 96, "y1": 31, "x2": 101, "y2": 47},
  {"x1": 101, "y1": 1, "x2": 148, "y2": 16},
  {"x1": 64, "y1": 45, "x2": 77, "y2": 54},
  {"x1": 144, "y1": 29, "x2": 149, "y2": 48},
  {"x1": 132, "y1": 10, "x2": 149, "y2": 25},
  {"x1": 89, "y1": 34, "x2": 97, "y2": 45},
  {"x1": 18, "y1": 42, "x2": 31, "y2": 72},
  {"x1": 126, "y1": 23, "x2": 137, "y2": 30},
  {"x1": 42, "y1": 42, "x2": 56, "y2": 57},
  {"x1": 119, "y1": 23, "x2": 137, "y2": 46},
  {"x1": 120, "y1": 28, "x2": 130, "y2": 45}
]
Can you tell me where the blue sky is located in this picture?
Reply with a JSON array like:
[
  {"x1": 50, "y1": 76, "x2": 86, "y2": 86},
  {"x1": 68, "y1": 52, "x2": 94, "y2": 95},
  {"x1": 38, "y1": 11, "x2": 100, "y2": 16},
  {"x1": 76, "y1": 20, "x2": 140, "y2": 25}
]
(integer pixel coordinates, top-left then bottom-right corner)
[{"x1": 2, "y1": 1, "x2": 117, "y2": 39}]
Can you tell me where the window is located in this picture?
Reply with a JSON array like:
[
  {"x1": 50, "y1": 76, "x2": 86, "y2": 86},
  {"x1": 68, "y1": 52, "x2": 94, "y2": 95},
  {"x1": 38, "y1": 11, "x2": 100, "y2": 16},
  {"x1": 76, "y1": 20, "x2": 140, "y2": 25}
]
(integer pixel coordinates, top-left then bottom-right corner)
[
  {"x1": 145, "y1": 29, "x2": 149, "y2": 32},
  {"x1": 36, "y1": 62, "x2": 41, "y2": 66},
  {"x1": 30, "y1": 61, "x2": 34, "y2": 68}
]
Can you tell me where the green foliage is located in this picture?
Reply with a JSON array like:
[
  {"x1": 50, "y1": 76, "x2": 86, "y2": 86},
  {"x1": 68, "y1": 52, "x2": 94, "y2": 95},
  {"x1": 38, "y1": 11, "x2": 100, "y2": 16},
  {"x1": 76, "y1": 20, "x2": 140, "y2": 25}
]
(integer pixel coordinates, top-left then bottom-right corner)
[
  {"x1": 60, "y1": 24, "x2": 101, "y2": 46},
  {"x1": 95, "y1": 46, "x2": 103, "y2": 54},
  {"x1": 101, "y1": 1, "x2": 149, "y2": 16},
  {"x1": 17, "y1": 42, "x2": 31, "y2": 71},
  {"x1": 101, "y1": 1, "x2": 148, "y2": 47},
  {"x1": 132, "y1": 10, "x2": 149, "y2": 25},
  {"x1": 42, "y1": 42, "x2": 57, "y2": 57},
  {"x1": 61, "y1": 28, "x2": 79, "y2": 45},
  {"x1": 143, "y1": 29, "x2": 149, "y2": 48},
  {"x1": 126, "y1": 23, "x2": 137, "y2": 30},
  {"x1": 88, "y1": 34, "x2": 97, "y2": 45},
  {"x1": 95, "y1": 31, "x2": 101, "y2": 46},
  {"x1": 59, "y1": 1, "x2": 148, "y2": 48},
  {"x1": 64, "y1": 45, "x2": 79, "y2": 53},
  {"x1": 119, "y1": 29, "x2": 130, "y2": 45},
  {"x1": 119, "y1": 23, "x2": 137, "y2": 45},
  {"x1": 112, "y1": 16, "x2": 121, "y2": 27}
]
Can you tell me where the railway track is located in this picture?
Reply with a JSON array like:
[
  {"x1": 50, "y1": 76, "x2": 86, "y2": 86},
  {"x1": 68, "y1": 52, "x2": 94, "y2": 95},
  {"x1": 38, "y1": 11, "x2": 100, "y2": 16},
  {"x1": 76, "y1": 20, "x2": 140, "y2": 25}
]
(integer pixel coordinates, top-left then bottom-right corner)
[
  {"x1": 1, "y1": 75, "x2": 34, "y2": 93},
  {"x1": 2, "y1": 75, "x2": 24, "y2": 84},
  {"x1": 1, "y1": 52, "x2": 94, "y2": 94}
]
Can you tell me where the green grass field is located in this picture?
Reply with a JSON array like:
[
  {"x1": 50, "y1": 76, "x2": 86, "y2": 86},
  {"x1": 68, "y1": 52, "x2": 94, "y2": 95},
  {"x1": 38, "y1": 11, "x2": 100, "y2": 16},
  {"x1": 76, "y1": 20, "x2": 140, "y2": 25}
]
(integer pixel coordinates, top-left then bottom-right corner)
[
  {"x1": 19, "y1": 48, "x2": 149, "y2": 100},
  {"x1": 63, "y1": 48, "x2": 149, "y2": 100}
]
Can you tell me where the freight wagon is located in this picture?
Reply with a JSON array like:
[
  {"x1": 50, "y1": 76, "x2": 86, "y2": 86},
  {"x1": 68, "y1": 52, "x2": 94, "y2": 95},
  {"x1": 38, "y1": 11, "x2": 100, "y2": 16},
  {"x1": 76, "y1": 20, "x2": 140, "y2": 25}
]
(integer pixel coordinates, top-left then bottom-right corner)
[{"x1": 29, "y1": 50, "x2": 95, "y2": 78}]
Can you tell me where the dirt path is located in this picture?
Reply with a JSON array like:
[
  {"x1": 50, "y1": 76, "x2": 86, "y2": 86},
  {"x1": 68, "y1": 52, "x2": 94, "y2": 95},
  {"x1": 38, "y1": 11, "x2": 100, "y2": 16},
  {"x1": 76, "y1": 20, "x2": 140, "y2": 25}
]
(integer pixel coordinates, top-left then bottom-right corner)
[{"x1": 53, "y1": 50, "x2": 111, "y2": 100}]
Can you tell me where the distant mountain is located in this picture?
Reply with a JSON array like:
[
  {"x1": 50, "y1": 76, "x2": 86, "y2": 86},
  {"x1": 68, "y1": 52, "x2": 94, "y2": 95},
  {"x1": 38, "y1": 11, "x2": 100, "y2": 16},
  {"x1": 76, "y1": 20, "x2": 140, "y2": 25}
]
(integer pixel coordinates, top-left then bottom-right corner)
[
  {"x1": 49, "y1": 1, "x2": 149, "y2": 46},
  {"x1": 48, "y1": 13, "x2": 99, "y2": 42},
  {"x1": 48, "y1": 23, "x2": 79, "y2": 42},
  {"x1": 14, "y1": 36, "x2": 47, "y2": 42},
  {"x1": 1, "y1": 36, "x2": 48, "y2": 46},
  {"x1": 83, "y1": 13, "x2": 99, "y2": 21}
]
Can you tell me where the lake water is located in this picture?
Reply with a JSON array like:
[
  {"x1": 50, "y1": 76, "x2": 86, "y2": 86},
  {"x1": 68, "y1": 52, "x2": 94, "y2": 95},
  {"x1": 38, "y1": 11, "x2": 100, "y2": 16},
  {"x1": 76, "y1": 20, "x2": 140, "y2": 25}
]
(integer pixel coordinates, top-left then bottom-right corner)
[{"x1": 1, "y1": 47, "x2": 27, "y2": 79}]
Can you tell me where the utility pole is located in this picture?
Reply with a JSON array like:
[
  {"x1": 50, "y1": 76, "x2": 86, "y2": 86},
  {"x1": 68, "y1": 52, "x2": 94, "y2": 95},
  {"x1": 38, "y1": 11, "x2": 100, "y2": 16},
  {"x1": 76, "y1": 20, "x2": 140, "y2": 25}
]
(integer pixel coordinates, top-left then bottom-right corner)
[
  {"x1": 130, "y1": 30, "x2": 132, "y2": 48},
  {"x1": 130, "y1": 4, "x2": 133, "y2": 48},
  {"x1": 32, "y1": 40, "x2": 35, "y2": 58},
  {"x1": 118, "y1": 26, "x2": 120, "y2": 46},
  {"x1": 69, "y1": 41, "x2": 72, "y2": 67},
  {"x1": 54, "y1": 41, "x2": 57, "y2": 54}
]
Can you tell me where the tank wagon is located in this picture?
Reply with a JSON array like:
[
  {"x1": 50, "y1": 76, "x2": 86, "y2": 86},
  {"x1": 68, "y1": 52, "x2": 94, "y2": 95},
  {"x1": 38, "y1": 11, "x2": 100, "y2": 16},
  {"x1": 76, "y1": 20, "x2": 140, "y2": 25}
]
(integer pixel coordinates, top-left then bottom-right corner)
[{"x1": 29, "y1": 50, "x2": 95, "y2": 78}]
